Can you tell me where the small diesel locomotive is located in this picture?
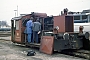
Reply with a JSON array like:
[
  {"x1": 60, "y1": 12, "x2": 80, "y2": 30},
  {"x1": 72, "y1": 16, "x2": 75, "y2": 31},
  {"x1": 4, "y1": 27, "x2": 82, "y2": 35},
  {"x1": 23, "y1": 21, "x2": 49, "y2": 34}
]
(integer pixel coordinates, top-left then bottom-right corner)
[{"x1": 11, "y1": 12, "x2": 90, "y2": 55}]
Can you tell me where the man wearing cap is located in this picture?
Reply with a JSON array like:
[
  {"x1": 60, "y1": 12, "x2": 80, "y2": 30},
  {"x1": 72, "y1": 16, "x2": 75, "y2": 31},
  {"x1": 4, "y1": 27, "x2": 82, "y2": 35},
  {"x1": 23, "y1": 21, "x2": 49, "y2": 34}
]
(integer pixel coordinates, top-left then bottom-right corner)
[
  {"x1": 26, "y1": 17, "x2": 33, "y2": 43},
  {"x1": 32, "y1": 18, "x2": 41, "y2": 43}
]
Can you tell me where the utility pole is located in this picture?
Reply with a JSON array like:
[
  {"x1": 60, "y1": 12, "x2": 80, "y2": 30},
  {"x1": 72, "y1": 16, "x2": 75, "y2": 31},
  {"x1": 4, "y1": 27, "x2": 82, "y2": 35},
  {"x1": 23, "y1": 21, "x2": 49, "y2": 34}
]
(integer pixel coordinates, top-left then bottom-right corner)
[
  {"x1": 14, "y1": 10, "x2": 17, "y2": 17},
  {"x1": 17, "y1": 5, "x2": 18, "y2": 16},
  {"x1": 14, "y1": 5, "x2": 18, "y2": 17}
]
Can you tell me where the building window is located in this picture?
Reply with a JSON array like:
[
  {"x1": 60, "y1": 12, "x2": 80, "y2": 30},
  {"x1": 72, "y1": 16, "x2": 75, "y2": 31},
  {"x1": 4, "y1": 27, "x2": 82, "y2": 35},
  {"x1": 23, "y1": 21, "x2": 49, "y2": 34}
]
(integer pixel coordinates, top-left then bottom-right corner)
[
  {"x1": 89, "y1": 15, "x2": 90, "y2": 22},
  {"x1": 82, "y1": 15, "x2": 87, "y2": 20},
  {"x1": 74, "y1": 16, "x2": 80, "y2": 20}
]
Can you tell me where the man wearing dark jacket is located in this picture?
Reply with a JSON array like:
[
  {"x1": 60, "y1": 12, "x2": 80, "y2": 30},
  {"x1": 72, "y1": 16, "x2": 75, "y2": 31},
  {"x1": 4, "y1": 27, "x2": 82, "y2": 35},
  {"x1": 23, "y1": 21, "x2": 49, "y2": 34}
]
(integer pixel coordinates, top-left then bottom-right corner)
[{"x1": 32, "y1": 18, "x2": 41, "y2": 43}]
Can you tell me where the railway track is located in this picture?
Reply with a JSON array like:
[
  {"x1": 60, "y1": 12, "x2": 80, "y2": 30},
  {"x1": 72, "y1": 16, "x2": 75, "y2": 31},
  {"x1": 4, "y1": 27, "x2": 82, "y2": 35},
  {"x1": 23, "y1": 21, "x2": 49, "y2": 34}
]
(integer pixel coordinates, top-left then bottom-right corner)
[
  {"x1": 0, "y1": 32, "x2": 90, "y2": 60},
  {"x1": 1, "y1": 38, "x2": 90, "y2": 60},
  {"x1": 0, "y1": 32, "x2": 11, "y2": 37},
  {"x1": 61, "y1": 49, "x2": 90, "y2": 59}
]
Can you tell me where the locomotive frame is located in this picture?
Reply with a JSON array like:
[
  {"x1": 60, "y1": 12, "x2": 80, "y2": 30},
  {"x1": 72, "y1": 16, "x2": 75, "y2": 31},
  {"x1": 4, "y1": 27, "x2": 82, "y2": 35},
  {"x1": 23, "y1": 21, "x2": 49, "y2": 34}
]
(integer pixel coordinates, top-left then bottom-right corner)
[{"x1": 11, "y1": 12, "x2": 90, "y2": 55}]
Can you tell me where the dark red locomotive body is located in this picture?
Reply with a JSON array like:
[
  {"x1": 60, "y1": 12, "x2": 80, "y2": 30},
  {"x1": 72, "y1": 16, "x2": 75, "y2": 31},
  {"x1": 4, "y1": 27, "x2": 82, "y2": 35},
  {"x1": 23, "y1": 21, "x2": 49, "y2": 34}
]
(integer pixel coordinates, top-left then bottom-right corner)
[{"x1": 11, "y1": 12, "x2": 90, "y2": 55}]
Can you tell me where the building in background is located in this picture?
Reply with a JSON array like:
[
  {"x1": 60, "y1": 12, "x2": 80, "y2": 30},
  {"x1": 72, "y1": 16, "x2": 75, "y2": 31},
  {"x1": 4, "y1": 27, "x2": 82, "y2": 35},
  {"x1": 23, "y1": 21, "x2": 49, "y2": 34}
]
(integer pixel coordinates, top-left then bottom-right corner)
[{"x1": 0, "y1": 21, "x2": 11, "y2": 31}]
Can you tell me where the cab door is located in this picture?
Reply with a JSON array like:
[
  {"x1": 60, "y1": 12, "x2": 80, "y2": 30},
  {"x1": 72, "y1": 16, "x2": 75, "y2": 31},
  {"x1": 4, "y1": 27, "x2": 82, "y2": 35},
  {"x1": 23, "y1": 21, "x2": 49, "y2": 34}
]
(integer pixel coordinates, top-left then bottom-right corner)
[
  {"x1": 15, "y1": 20, "x2": 22, "y2": 43},
  {"x1": 11, "y1": 20, "x2": 15, "y2": 42}
]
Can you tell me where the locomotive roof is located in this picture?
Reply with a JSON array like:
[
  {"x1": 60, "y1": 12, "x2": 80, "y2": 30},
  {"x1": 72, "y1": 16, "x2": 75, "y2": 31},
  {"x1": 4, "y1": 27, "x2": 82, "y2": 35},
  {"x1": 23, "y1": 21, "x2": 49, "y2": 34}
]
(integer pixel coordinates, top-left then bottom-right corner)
[
  {"x1": 11, "y1": 12, "x2": 47, "y2": 21},
  {"x1": 11, "y1": 14, "x2": 31, "y2": 20},
  {"x1": 11, "y1": 16, "x2": 22, "y2": 20}
]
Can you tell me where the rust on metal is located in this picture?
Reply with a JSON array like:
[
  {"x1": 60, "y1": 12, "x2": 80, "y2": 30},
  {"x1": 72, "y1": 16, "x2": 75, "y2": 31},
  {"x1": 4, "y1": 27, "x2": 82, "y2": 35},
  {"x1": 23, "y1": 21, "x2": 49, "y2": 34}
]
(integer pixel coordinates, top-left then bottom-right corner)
[
  {"x1": 15, "y1": 30, "x2": 21, "y2": 43},
  {"x1": 14, "y1": 15, "x2": 31, "y2": 43},
  {"x1": 40, "y1": 36, "x2": 54, "y2": 55},
  {"x1": 53, "y1": 15, "x2": 74, "y2": 33}
]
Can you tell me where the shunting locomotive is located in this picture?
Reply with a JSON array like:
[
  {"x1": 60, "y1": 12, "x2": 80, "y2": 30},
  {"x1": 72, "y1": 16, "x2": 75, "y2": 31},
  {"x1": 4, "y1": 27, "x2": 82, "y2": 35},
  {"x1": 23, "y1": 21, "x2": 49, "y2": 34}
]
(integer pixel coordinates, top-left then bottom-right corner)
[{"x1": 11, "y1": 11, "x2": 90, "y2": 55}]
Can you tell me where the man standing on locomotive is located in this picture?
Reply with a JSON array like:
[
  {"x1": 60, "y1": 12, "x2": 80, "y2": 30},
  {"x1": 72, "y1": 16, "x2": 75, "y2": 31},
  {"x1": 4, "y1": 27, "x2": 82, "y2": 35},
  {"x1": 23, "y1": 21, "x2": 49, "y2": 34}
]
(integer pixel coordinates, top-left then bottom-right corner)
[
  {"x1": 32, "y1": 18, "x2": 41, "y2": 43},
  {"x1": 26, "y1": 17, "x2": 33, "y2": 43}
]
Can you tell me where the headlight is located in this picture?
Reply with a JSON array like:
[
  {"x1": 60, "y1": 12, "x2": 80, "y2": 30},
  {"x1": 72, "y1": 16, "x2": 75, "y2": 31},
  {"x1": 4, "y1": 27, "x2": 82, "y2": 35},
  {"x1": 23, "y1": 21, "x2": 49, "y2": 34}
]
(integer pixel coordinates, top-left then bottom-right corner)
[
  {"x1": 85, "y1": 32, "x2": 89, "y2": 39},
  {"x1": 63, "y1": 32, "x2": 69, "y2": 40}
]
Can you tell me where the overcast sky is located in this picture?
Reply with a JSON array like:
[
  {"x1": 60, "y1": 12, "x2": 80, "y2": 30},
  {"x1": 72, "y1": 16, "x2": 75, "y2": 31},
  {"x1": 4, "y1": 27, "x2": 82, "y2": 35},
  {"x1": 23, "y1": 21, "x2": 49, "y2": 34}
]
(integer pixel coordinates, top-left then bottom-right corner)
[{"x1": 0, "y1": 0, "x2": 90, "y2": 26}]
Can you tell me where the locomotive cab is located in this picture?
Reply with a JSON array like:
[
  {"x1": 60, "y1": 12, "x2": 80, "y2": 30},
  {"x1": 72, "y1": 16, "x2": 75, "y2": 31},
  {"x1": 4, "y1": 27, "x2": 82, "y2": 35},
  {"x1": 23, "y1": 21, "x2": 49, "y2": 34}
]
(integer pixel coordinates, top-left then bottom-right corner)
[
  {"x1": 11, "y1": 12, "x2": 47, "y2": 44},
  {"x1": 11, "y1": 14, "x2": 31, "y2": 43}
]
